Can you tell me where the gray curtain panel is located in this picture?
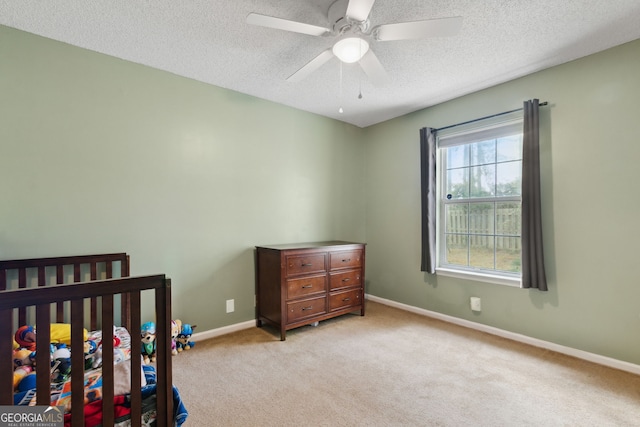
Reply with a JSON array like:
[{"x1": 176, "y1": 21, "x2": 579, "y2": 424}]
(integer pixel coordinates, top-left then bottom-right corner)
[
  {"x1": 420, "y1": 127, "x2": 437, "y2": 273},
  {"x1": 521, "y1": 99, "x2": 548, "y2": 290}
]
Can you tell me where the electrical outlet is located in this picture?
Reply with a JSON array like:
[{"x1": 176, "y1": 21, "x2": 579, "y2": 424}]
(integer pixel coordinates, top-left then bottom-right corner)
[
  {"x1": 226, "y1": 299, "x2": 234, "y2": 313},
  {"x1": 470, "y1": 297, "x2": 481, "y2": 312}
]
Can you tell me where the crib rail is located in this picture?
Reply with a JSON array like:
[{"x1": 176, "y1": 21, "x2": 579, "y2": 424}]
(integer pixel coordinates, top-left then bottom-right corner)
[{"x1": 0, "y1": 253, "x2": 130, "y2": 331}]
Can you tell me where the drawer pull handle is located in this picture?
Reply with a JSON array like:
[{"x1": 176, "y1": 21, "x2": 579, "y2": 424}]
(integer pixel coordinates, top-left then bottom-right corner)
[
  {"x1": 342, "y1": 278, "x2": 350, "y2": 282},
  {"x1": 301, "y1": 263, "x2": 312, "y2": 267},
  {"x1": 302, "y1": 284, "x2": 313, "y2": 289},
  {"x1": 342, "y1": 258, "x2": 351, "y2": 262},
  {"x1": 301, "y1": 306, "x2": 313, "y2": 311},
  {"x1": 342, "y1": 297, "x2": 351, "y2": 302}
]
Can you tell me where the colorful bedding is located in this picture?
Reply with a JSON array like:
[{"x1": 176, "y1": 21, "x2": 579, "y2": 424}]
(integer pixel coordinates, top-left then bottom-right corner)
[
  {"x1": 13, "y1": 326, "x2": 134, "y2": 407},
  {"x1": 62, "y1": 365, "x2": 188, "y2": 427},
  {"x1": 12, "y1": 326, "x2": 187, "y2": 427}
]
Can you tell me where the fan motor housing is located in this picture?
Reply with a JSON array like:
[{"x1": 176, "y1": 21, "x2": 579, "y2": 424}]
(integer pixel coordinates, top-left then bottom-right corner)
[{"x1": 328, "y1": 0, "x2": 370, "y2": 35}]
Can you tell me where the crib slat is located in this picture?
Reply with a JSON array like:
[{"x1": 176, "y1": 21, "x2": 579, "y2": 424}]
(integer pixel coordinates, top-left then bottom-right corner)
[
  {"x1": 106, "y1": 261, "x2": 113, "y2": 279},
  {"x1": 90, "y1": 262, "x2": 98, "y2": 331},
  {"x1": 18, "y1": 269, "x2": 27, "y2": 326},
  {"x1": 130, "y1": 291, "x2": 142, "y2": 427},
  {"x1": 37, "y1": 266, "x2": 45, "y2": 287},
  {"x1": 102, "y1": 294, "x2": 115, "y2": 426},
  {"x1": 71, "y1": 299, "x2": 85, "y2": 427},
  {"x1": 90, "y1": 262, "x2": 97, "y2": 280},
  {"x1": 0, "y1": 308, "x2": 12, "y2": 405},
  {"x1": 35, "y1": 303, "x2": 51, "y2": 405},
  {"x1": 56, "y1": 265, "x2": 64, "y2": 322},
  {"x1": 155, "y1": 278, "x2": 173, "y2": 427},
  {"x1": 73, "y1": 263, "x2": 81, "y2": 282},
  {"x1": 121, "y1": 257, "x2": 132, "y2": 331},
  {"x1": 18, "y1": 269, "x2": 26, "y2": 289}
]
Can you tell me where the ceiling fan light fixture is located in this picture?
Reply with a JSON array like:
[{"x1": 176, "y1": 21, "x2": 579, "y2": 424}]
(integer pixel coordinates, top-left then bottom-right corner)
[{"x1": 332, "y1": 37, "x2": 369, "y2": 63}]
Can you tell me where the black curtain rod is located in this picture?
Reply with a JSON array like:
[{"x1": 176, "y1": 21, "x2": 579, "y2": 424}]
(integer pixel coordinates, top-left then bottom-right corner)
[{"x1": 436, "y1": 101, "x2": 548, "y2": 132}]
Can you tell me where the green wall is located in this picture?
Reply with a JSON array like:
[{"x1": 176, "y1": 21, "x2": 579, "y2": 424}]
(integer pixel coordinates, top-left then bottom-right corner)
[
  {"x1": 0, "y1": 25, "x2": 366, "y2": 328},
  {"x1": 2, "y1": 24, "x2": 639, "y2": 365},
  {"x1": 363, "y1": 39, "x2": 640, "y2": 365}
]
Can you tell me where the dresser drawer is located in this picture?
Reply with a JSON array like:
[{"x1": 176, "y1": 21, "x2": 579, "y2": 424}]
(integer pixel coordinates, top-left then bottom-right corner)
[
  {"x1": 329, "y1": 289, "x2": 362, "y2": 312},
  {"x1": 286, "y1": 274, "x2": 327, "y2": 299},
  {"x1": 287, "y1": 296, "x2": 327, "y2": 323},
  {"x1": 329, "y1": 250, "x2": 363, "y2": 271},
  {"x1": 329, "y1": 269, "x2": 362, "y2": 291},
  {"x1": 286, "y1": 253, "x2": 327, "y2": 277}
]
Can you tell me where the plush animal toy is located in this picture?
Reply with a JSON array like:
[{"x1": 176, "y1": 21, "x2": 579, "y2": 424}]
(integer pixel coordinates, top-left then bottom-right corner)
[
  {"x1": 51, "y1": 344, "x2": 72, "y2": 383},
  {"x1": 50, "y1": 323, "x2": 87, "y2": 345},
  {"x1": 17, "y1": 372, "x2": 37, "y2": 393},
  {"x1": 15, "y1": 324, "x2": 87, "y2": 352},
  {"x1": 12, "y1": 348, "x2": 35, "y2": 368},
  {"x1": 176, "y1": 322, "x2": 196, "y2": 352},
  {"x1": 141, "y1": 321, "x2": 157, "y2": 364},
  {"x1": 170, "y1": 320, "x2": 180, "y2": 356},
  {"x1": 84, "y1": 340, "x2": 98, "y2": 369},
  {"x1": 13, "y1": 366, "x2": 33, "y2": 390},
  {"x1": 14, "y1": 326, "x2": 36, "y2": 351}
]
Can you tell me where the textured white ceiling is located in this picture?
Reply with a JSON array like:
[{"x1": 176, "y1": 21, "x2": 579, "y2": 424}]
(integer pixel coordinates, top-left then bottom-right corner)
[{"x1": 1, "y1": 0, "x2": 639, "y2": 127}]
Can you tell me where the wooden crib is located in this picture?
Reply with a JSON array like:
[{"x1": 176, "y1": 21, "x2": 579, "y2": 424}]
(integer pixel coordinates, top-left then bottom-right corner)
[{"x1": 0, "y1": 253, "x2": 175, "y2": 427}]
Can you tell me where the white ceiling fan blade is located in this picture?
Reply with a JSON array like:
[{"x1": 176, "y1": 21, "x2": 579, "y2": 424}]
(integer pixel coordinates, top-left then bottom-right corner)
[
  {"x1": 374, "y1": 16, "x2": 463, "y2": 41},
  {"x1": 346, "y1": 0, "x2": 376, "y2": 22},
  {"x1": 358, "y1": 50, "x2": 389, "y2": 86},
  {"x1": 246, "y1": 13, "x2": 330, "y2": 36},
  {"x1": 287, "y1": 49, "x2": 334, "y2": 82}
]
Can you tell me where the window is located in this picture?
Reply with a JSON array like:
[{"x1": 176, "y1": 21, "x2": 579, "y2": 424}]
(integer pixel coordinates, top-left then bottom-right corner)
[{"x1": 437, "y1": 113, "x2": 523, "y2": 286}]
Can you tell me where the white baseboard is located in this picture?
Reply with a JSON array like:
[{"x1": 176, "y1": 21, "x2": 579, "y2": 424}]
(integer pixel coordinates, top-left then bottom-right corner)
[
  {"x1": 191, "y1": 320, "x2": 255, "y2": 342},
  {"x1": 365, "y1": 294, "x2": 640, "y2": 376}
]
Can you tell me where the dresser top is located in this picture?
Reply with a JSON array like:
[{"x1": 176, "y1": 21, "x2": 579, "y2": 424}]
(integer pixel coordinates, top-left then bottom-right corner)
[{"x1": 256, "y1": 240, "x2": 365, "y2": 251}]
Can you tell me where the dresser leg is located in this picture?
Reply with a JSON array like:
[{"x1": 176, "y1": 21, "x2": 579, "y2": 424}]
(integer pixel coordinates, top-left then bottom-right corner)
[{"x1": 280, "y1": 329, "x2": 286, "y2": 341}]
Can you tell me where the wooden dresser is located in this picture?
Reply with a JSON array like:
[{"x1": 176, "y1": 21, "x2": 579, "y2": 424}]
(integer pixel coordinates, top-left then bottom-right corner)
[{"x1": 255, "y1": 241, "x2": 365, "y2": 340}]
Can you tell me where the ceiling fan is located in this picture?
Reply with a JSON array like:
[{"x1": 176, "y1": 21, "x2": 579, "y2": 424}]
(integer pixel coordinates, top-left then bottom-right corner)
[{"x1": 246, "y1": 0, "x2": 462, "y2": 85}]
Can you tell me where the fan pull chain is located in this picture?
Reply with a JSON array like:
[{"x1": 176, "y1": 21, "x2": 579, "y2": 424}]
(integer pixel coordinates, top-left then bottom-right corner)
[
  {"x1": 358, "y1": 40, "x2": 363, "y2": 100},
  {"x1": 338, "y1": 61, "x2": 344, "y2": 114}
]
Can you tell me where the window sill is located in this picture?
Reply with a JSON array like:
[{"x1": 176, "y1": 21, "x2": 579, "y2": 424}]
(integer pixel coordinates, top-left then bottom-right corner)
[{"x1": 436, "y1": 267, "x2": 521, "y2": 288}]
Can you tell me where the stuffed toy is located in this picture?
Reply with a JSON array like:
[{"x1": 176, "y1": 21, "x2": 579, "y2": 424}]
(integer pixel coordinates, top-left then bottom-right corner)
[
  {"x1": 13, "y1": 366, "x2": 33, "y2": 390},
  {"x1": 12, "y1": 348, "x2": 35, "y2": 368},
  {"x1": 17, "y1": 372, "x2": 37, "y2": 393},
  {"x1": 176, "y1": 322, "x2": 196, "y2": 352},
  {"x1": 141, "y1": 321, "x2": 157, "y2": 364},
  {"x1": 51, "y1": 344, "x2": 72, "y2": 383},
  {"x1": 50, "y1": 323, "x2": 87, "y2": 345},
  {"x1": 84, "y1": 340, "x2": 98, "y2": 369},
  {"x1": 14, "y1": 324, "x2": 87, "y2": 351},
  {"x1": 171, "y1": 320, "x2": 180, "y2": 356},
  {"x1": 14, "y1": 326, "x2": 36, "y2": 351}
]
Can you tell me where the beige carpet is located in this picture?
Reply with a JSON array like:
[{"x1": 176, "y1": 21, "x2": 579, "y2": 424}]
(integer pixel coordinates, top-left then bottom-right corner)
[{"x1": 172, "y1": 301, "x2": 640, "y2": 426}]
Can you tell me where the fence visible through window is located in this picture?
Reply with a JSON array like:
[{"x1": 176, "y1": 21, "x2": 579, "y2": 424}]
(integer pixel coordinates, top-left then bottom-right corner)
[{"x1": 445, "y1": 204, "x2": 521, "y2": 272}]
